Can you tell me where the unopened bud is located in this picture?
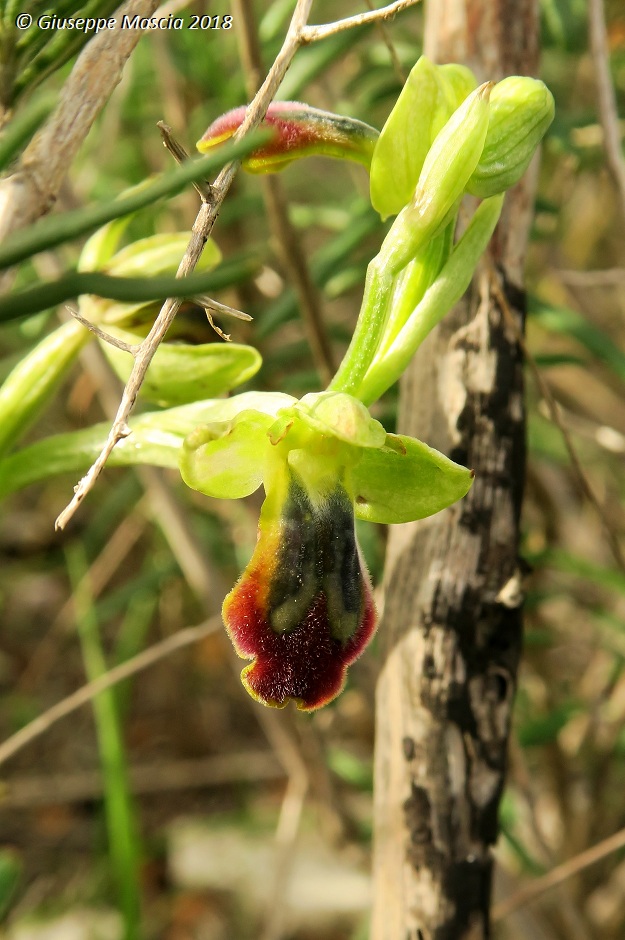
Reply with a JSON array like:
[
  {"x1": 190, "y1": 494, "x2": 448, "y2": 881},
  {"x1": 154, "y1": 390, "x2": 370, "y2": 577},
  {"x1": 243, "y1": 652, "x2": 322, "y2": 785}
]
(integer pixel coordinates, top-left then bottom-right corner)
[
  {"x1": 380, "y1": 81, "x2": 493, "y2": 274},
  {"x1": 197, "y1": 102, "x2": 378, "y2": 173},
  {"x1": 466, "y1": 76, "x2": 554, "y2": 198}
]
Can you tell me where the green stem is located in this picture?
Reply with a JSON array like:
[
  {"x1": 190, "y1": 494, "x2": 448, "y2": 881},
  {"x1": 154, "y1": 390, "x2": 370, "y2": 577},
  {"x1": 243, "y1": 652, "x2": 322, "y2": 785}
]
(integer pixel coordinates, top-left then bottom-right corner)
[
  {"x1": 357, "y1": 193, "x2": 504, "y2": 405},
  {"x1": 68, "y1": 544, "x2": 142, "y2": 940},
  {"x1": 0, "y1": 131, "x2": 270, "y2": 271},
  {"x1": 0, "y1": 255, "x2": 259, "y2": 322}
]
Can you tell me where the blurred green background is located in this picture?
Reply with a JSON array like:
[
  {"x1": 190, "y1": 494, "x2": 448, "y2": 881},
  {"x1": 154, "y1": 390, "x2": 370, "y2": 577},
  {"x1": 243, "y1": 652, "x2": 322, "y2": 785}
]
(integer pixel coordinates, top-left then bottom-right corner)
[{"x1": 0, "y1": 1, "x2": 624, "y2": 938}]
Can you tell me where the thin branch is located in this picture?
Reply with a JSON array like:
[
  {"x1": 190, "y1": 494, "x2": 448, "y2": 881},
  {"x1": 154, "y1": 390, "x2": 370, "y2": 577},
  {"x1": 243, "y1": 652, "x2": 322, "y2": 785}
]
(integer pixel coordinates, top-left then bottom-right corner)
[
  {"x1": 0, "y1": 616, "x2": 222, "y2": 767},
  {"x1": 588, "y1": 0, "x2": 625, "y2": 227},
  {"x1": 364, "y1": 0, "x2": 407, "y2": 84},
  {"x1": 1, "y1": 752, "x2": 284, "y2": 807},
  {"x1": 301, "y1": 0, "x2": 422, "y2": 44},
  {"x1": 194, "y1": 295, "x2": 252, "y2": 321},
  {"x1": 493, "y1": 824, "x2": 625, "y2": 921},
  {"x1": 233, "y1": 0, "x2": 335, "y2": 383},
  {"x1": 557, "y1": 267, "x2": 625, "y2": 288},
  {"x1": 157, "y1": 120, "x2": 214, "y2": 202},
  {"x1": 54, "y1": 0, "x2": 420, "y2": 528},
  {"x1": 54, "y1": 0, "x2": 315, "y2": 530},
  {"x1": 66, "y1": 306, "x2": 139, "y2": 354},
  {"x1": 490, "y1": 272, "x2": 625, "y2": 576}
]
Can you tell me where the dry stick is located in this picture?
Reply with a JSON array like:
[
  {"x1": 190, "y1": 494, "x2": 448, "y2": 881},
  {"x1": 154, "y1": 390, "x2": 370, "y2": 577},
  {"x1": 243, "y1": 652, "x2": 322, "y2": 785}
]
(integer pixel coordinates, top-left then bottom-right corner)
[
  {"x1": 19, "y1": 511, "x2": 148, "y2": 692},
  {"x1": 67, "y1": 306, "x2": 140, "y2": 353},
  {"x1": 493, "y1": 824, "x2": 625, "y2": 921},
  {"x1": 299, "y1": 0, "x2": 422, "y2": 43},
  {"x1": 54, "y1": 0, "x2": 421, "y2": 531},
  {"x1": 0, "y1": 616, "x2": 222, "y2": 767},
  {"x1": 364, "y1": 0, "x2": 407, "y2": 84},
  {"x1": 1, "y1": 752, "x2": 284, "y2": 807},
  {"x1": 0, "y1": 0, "x2": 160, "y2": 243},
  {"x1": 558, "y1": 268, "x2": 625, "y2": 287},
  {"x1": 588, "y1": 0, "x2": 625, "y2": 228},
  {"x1": 233, "y1": 0, "x2": 335, "y2": 384},
  {"x1": 490, "y1": 273, "x2": 625, "y2": 575}
]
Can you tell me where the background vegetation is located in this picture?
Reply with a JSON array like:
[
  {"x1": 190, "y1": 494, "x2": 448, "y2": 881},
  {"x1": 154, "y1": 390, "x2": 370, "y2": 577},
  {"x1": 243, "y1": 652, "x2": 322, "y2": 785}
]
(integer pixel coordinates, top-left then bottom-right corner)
[{"x1": 0, "y1": 1, "x2": 624, "y2": 938}]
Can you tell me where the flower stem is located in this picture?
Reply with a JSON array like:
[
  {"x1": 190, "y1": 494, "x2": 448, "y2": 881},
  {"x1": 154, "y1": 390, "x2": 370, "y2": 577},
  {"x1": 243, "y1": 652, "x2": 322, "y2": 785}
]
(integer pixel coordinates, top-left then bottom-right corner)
[{"x1": 356, "y1": 193, "x2": 504, "y2": 405}]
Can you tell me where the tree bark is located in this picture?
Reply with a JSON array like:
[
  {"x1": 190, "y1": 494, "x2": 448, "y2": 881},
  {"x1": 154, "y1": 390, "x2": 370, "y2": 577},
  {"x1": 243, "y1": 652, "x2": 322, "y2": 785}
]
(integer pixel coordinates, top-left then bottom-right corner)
[{"x1": 371, "y1": 2, "x2": 539, "y2": 938}]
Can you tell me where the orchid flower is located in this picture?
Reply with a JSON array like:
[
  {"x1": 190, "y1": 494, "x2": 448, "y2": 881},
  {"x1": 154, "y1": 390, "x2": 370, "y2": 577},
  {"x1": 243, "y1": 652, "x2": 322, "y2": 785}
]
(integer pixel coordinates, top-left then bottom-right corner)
[
  {"x1": 0, "y1": 61, "x2": 553, "y2": 712},
  {"x1": 179, "y1": 62, "x2": 554, "y2": 710}
]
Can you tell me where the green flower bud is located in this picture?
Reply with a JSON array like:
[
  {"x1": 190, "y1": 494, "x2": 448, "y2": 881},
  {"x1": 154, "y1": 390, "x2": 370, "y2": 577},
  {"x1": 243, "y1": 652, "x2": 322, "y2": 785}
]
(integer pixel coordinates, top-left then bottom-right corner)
[
  {"x1": 466, "y1": 76, "x2": 555, "y2": 198},
  {"x1": 370, "y1": 57, "x2": 478, "y2": 220},
  {"x1": 380, "y1": 81, "x2": 493, "y2": 277}
]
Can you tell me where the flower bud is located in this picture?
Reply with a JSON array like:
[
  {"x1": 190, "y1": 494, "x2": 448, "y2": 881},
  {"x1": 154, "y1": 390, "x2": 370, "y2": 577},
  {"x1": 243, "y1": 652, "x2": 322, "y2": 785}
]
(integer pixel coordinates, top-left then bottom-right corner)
[
  {"x1": 466, "y1": 76, "x2": 555, "y2": 198},
  {"x1": 197, "y1": 102, "x2": 378, "y2": 173},
  {"x1": 379, "y1": 81, "x2": 493, "y2": 275}
]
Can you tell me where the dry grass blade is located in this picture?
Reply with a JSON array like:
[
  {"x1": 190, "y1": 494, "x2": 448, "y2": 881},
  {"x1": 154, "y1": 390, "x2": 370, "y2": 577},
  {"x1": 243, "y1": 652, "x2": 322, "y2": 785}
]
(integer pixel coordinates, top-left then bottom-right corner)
[
  {"x1": 494, "y1": 826, "x2": 625, "y2": 920},
  {"x1": 0, "y1": 616, "x2": 222, "y2": 767}
]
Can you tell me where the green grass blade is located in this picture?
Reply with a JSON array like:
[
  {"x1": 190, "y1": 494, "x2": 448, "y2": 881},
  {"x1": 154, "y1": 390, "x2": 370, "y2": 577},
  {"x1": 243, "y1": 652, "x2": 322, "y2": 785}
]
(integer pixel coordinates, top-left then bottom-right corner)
[
  {"x1": 68, "y1": 543, "x2": 142, "y2": 940},
  {"x1": 0, "y1": 130, "x2": 270, "y2": 271},
  {"x1": 0, "y1": 254, "x2": 261, "y2": 322}
]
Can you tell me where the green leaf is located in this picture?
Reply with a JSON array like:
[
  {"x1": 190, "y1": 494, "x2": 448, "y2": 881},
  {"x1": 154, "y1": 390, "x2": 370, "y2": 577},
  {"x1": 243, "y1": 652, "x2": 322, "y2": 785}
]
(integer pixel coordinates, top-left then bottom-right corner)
[
  {"x1": 100, "y1": 327, "x2": 262, "y2": 406},
  {"x1": 352, "y1": 433, "x2": 474, "y2": 524},
  {"x1": 0, "y1": 255, "x2": 260, "y2": 323},
  {"x1": 0, "y1": 130, "x2": 271, "y2": 272}
]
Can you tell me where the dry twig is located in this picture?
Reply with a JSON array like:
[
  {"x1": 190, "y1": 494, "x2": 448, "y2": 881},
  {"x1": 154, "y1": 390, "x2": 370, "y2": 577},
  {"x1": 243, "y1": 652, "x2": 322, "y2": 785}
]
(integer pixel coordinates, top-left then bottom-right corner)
[
  {"x1": 54, "y1": 0, "x2": 421, "y2": 530},
  {"x1": 494, "y1": 825, "x2": 625, "y2": 921},
  {"x1": 588, "y1": 0, "x2": 625, "y2": 227},
  {"x1": 0, "y1": 0, "x2": 160, "y2": 242},
  {"x1": 0, "y1": 616, "x2": 222, "y2": 767}
]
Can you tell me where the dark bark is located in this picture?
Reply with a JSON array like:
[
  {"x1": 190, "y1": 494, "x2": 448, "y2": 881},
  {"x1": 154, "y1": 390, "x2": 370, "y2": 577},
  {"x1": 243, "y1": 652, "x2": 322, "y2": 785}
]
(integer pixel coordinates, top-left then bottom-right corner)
[{"x1": 371, "y1": 2, "x2": 540, "y2": 937}]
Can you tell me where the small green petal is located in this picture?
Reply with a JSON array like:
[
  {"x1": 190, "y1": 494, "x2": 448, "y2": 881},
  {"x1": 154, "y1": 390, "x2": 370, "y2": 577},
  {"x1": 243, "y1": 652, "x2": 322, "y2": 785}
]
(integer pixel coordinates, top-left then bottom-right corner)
[
  {"x1": 352, "y1": 433, "x2": 473, "y2": 524},
  {"x1": 295, "y1": 392, "x2": 386, "y2": 448},
  {"x1": 99, "y1": 326, "x2": 262, "y2": 406},
  {"x1": 180, "y1": 410, "x2": 274, "y2": 499}
]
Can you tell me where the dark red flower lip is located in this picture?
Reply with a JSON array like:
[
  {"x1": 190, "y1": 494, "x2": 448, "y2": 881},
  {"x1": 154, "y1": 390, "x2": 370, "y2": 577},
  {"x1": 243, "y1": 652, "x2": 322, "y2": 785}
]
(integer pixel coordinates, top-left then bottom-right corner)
[{"x1": 222, "y1": 473, "x2": 377, "y2": 710}]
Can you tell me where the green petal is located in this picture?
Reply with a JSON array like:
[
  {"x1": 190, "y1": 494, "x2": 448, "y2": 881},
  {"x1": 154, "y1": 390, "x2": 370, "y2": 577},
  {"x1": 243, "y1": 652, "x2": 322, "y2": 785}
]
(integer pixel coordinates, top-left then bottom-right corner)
[
  {"x1": 99, "y1": 326, "x2": 262, "y2": 406},
  {"x1": 352, "y1": 433, "x2": 473, "y2": 524},
  {"x1": 180, "y1": 409, "x2": 274, "y2": 499},
  {"x1": 295, "y1": 392, "x2": 386, "y2": 448}
]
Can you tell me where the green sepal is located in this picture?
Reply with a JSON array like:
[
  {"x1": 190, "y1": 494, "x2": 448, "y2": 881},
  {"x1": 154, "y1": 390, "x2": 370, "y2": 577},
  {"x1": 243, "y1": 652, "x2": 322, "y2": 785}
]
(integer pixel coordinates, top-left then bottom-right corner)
[
  {"x1": 352, "y1": 433, "x2": 473, "y2": 524},
  {"x1": 180, "y1": 410, "x2": 275, "y2": 499},
  {"x1": 370, "y1": 57, "x2": 478, "y2": 220},
  {"x1": 99, "y1": 327, "x2": 262, "y2": 406}
]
